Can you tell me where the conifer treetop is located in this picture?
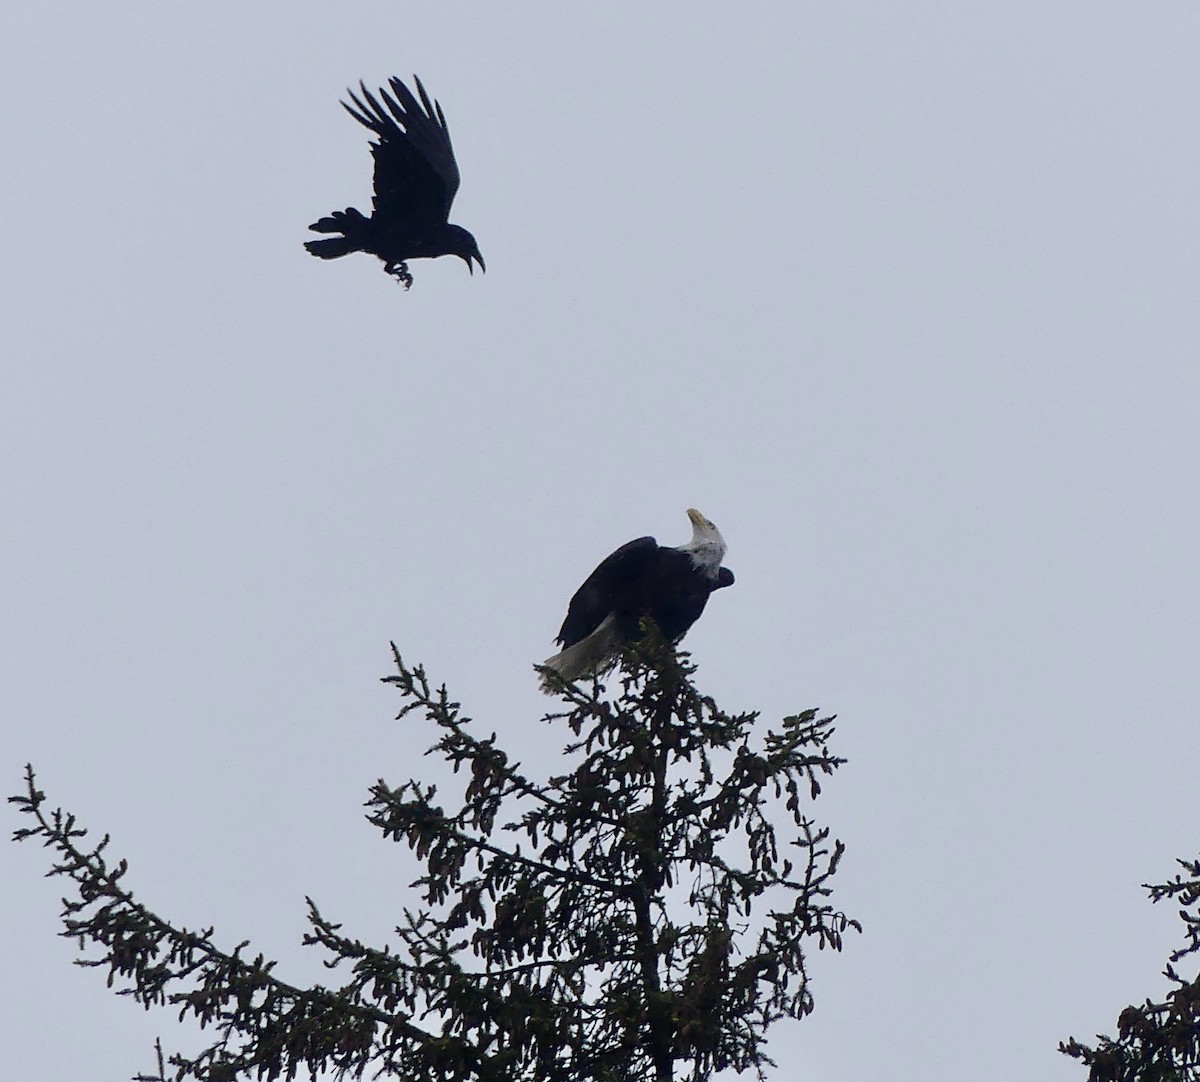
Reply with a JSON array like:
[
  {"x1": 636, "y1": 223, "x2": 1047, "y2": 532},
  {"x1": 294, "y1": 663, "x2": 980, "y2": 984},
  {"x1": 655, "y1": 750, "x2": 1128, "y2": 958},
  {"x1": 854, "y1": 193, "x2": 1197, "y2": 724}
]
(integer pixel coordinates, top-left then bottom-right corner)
[{"x1": 11, "y1": 638, "x2": 857, "y2": 1082}]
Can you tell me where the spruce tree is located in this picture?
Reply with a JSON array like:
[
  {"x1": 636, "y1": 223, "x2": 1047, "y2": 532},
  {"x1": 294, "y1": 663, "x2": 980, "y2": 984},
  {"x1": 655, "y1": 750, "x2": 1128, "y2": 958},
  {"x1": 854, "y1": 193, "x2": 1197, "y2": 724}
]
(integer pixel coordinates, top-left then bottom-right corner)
[
  {"x1": 11, "y1": 638, "x2": 856, "y2": 1082},
  {"x1": 1059, "y1": 854, "x2": 1200, "y2": 1081}
]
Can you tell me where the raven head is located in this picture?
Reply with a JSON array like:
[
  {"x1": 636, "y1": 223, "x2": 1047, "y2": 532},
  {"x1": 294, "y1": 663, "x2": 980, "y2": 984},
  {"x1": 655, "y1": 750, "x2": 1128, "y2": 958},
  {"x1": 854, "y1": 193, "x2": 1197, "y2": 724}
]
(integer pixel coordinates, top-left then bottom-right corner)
[{"x1": 445, "y1": 225, "x2": 486, "y2": 275}]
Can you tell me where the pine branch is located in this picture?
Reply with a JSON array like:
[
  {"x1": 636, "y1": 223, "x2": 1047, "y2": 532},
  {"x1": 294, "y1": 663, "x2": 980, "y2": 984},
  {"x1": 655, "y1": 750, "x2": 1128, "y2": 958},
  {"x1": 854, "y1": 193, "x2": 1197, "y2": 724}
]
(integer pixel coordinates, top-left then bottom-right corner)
[
  {"x1": 1059, "y1": 853, "x2": 1200, "y2": 1081},
  {"x1": 8, "y1": 764, "x2": 490, "y2": 1082},
  {"x1": 384, "y1": 644, "x2": 580, "y2": 819},
  {"x1": 366, "y1": 778, "x2": 624, "y2": 894}
]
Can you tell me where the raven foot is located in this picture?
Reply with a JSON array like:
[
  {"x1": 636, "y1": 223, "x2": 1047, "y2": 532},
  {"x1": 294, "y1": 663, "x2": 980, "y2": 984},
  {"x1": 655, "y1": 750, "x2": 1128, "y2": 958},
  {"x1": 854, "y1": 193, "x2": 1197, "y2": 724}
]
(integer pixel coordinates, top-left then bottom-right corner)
[{"x1": 384, "y1": 261, "x2": 414, "y2": 290}]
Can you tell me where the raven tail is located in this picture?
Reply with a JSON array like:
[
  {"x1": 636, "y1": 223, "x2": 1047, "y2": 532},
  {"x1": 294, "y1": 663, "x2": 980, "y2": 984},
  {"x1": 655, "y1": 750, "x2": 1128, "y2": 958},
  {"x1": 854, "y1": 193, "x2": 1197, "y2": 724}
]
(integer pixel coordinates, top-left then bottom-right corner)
[
  {"x1": 304, "y1": 236, "x2": 358, "y2": 259},
  {"x1": 304, "y1": 208, "x2": 368, "y2": 259}
]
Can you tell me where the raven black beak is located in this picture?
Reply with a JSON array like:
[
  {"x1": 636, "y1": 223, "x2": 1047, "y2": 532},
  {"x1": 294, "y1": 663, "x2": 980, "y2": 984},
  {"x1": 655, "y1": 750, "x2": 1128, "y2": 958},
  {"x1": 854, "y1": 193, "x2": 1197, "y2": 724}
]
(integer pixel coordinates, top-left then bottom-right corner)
[{"x1": 457, "y1": 247, "x2": 485, "y2": 276}]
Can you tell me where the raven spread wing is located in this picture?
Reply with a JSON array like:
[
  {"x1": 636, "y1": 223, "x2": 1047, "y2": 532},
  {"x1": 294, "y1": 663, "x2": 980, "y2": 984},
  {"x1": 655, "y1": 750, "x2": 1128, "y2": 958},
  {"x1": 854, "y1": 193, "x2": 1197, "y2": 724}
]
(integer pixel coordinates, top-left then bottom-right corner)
[{"x1": 341, "y1": 76, "x2": 462, "y2": 229}]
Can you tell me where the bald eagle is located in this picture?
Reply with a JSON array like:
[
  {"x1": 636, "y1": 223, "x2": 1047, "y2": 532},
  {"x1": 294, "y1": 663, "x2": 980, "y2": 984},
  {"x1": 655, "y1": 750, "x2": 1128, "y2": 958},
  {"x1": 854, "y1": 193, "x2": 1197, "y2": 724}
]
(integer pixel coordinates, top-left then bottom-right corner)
[
  {"x1": 304, "y1": 75, "x2": 484, "y2": 289},
  {"x1": 539, "y1": 509, "x2": 735, "y2": 692}
]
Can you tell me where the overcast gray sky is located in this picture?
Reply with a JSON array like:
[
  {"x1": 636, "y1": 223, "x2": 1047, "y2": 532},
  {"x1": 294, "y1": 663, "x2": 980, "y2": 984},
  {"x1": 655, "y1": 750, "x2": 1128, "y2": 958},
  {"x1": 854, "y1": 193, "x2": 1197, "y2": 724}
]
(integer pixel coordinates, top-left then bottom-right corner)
[{"x1": 4, "y1": 2, "x2": 1199, "y2": 1079}]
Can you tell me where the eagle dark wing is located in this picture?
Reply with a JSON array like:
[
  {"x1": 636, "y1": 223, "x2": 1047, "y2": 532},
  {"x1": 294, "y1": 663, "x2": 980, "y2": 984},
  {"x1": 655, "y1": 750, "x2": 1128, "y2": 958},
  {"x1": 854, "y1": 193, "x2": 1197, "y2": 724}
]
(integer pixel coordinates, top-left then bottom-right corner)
[
  {"x1": 341, "y1": 76, "x2": 462, "y2": 229},
  {"x1": 556, "y1": 537, "x2": 659, "y2": 647}
]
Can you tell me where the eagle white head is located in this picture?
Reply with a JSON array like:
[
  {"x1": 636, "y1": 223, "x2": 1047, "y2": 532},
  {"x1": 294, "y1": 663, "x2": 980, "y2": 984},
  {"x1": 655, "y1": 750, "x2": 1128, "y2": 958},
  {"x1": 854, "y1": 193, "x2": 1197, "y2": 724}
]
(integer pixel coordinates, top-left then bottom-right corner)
[{"x1": 681, "y1": 507, "x2": 727, "y2": 577}]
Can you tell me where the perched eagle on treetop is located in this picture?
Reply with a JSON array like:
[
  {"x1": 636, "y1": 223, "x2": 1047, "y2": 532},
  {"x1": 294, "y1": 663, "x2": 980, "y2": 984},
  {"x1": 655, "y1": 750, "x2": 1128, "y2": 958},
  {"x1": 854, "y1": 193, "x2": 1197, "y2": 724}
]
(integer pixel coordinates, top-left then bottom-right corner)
[
  {"x1": 304, "y1": 75, "x2": 484, "y2": 289},
  {"x1": 539, "y1": 509, "x2": 735, "y2": 693}
]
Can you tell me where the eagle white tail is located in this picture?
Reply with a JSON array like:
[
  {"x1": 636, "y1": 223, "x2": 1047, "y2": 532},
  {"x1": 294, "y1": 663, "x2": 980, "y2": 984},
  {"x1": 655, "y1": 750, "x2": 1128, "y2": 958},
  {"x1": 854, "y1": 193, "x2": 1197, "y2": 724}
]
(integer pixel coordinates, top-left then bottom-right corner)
[{"x1": 538, "y1": 613, "x2": 621, "y2": 694}]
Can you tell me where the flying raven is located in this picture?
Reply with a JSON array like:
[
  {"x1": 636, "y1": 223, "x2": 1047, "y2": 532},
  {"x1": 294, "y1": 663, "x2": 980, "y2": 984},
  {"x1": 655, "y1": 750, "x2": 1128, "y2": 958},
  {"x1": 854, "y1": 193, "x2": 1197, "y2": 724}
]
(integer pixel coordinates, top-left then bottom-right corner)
[{"x1": 305, "y1": 76, "x2": 484, "y2": 289}]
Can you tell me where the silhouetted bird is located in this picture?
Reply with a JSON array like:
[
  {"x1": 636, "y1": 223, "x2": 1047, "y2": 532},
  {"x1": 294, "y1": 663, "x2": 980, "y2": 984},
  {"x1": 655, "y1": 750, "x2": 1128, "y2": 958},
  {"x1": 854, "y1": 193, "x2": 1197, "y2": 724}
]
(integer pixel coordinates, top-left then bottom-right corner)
[
  {"x1": 539, "y1": 509, "x2": 735, "y2": 692},
  {"x1": 305, "y1": 76, "x2": 484, "y2": 289}
]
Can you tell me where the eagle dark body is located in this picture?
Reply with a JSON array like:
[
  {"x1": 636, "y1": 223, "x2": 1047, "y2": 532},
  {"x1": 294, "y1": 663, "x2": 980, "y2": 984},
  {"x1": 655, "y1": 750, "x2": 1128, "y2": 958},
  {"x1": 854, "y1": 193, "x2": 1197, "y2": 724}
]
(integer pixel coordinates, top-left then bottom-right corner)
[
  {"x1": 557, "y1": 537, "x2": 735, "y2": 650},
  {"x1": 305, "y1": 76, "x2": 484, "y2": 288}
]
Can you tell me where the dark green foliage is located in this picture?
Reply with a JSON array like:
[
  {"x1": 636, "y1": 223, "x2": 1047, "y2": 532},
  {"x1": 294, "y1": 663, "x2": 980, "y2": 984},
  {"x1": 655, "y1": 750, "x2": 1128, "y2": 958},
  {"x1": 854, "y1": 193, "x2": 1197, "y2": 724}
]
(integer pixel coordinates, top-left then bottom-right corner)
[
  {"x1": 1060, "y1": 855, "x2": 1200, "y2": 1081},
  {"x1": 11, "y1": 638, "x2": 856, "y2": 1082}
]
